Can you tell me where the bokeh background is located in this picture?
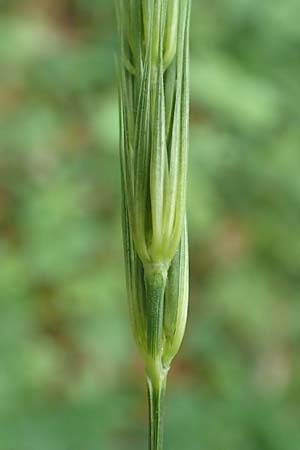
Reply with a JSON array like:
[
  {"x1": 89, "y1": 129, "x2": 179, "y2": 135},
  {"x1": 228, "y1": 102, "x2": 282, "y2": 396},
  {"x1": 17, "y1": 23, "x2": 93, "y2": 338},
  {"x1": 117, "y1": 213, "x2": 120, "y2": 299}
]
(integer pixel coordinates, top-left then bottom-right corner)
[{"x1": 1, "y1": 1, "x2": 300, "y2": 449}]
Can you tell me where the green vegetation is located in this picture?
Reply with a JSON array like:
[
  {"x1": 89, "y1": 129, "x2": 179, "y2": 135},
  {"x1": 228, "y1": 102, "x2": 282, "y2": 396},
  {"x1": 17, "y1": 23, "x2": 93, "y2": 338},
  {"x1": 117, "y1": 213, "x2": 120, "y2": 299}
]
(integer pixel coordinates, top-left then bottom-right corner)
[
  {"x1": 116, "y1": 2, "x2": 190, "y2": 448},
  {"x1": 0, "y1": 1, "x2": 300, "y2": 450}
]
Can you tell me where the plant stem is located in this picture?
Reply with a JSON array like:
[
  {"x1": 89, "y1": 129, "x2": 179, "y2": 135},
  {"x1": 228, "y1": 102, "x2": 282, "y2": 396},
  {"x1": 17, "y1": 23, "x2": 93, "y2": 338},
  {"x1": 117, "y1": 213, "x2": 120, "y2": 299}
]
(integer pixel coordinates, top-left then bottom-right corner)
[
  {"x1": 144, "y1": 265, "x2": 168, "y2": 358},
  {"x1": 144, "y1": 265, "x2": 168, "y2": 449},
  {"x1": 147, "y1": 370, "x2": 168, "y2": 450}
]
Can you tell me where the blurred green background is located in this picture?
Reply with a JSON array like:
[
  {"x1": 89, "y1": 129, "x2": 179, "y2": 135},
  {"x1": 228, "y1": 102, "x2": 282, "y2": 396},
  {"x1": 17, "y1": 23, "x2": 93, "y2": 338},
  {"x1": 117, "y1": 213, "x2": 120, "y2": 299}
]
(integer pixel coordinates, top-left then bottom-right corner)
[{"x1": 1, "y1": 1, "x2": 300, "y2": 449}]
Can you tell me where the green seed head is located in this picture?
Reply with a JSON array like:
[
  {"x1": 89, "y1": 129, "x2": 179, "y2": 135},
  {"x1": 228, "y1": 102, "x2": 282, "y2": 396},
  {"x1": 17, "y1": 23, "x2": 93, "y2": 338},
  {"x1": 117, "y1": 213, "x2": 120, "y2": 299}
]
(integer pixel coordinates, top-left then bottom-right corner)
[{"x1": 117, "y1": 0, "x2": 191, "y2": 374}]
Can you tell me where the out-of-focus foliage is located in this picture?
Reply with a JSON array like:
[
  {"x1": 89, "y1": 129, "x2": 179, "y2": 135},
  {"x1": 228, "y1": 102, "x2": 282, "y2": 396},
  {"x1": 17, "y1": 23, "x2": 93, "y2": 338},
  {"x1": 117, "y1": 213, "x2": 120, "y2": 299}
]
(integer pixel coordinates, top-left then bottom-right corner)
[{"x1": 0, "y1": 1, "x2": 299, "y2": 449}]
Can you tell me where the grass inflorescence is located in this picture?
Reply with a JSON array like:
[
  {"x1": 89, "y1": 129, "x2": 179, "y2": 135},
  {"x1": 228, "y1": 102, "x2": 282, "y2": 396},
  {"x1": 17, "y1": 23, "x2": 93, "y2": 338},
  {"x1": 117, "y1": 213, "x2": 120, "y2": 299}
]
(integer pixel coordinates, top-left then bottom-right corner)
[{"x1": 116, "y1": 1, "x2": 191, "y2": 448}]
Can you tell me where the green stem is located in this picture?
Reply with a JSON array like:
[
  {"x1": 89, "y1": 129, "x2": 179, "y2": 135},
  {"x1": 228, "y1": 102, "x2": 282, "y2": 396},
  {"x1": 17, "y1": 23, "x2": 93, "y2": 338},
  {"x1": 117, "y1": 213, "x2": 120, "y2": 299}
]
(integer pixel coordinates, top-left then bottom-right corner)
[
  {"x1": 147, "y1": 371, "x2": 168, "y2": 450},
  {"x1": 144, "y1": 264, "x2": 168, "y2": 358},
  {"x1": 144, "y1": 264, "x2": 169, "y2": 450}
]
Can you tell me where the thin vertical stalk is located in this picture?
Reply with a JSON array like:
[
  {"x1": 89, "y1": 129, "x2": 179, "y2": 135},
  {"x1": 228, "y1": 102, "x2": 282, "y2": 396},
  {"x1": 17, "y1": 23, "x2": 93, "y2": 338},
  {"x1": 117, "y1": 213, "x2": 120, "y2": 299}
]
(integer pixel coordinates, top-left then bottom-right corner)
[
  {"x1": 144, "y1": 265, "x2": 168, "y2": 358},
  {"x1": 147, "y1": 371, "x2": 168, "y2": 450}
]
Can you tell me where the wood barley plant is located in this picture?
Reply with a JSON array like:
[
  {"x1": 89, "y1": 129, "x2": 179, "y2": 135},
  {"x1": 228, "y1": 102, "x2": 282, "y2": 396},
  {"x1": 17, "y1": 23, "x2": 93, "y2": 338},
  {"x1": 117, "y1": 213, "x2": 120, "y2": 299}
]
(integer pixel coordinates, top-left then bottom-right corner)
[{"x1": 116, "y1": 1, "x2": 191, "y2": 449}]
